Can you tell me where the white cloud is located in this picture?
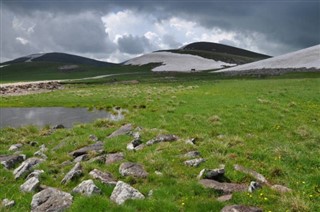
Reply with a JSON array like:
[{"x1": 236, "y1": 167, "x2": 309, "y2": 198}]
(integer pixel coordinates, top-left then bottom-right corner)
[{"x1": 16, "y1": 37, "x2": 29, "y2": 45}]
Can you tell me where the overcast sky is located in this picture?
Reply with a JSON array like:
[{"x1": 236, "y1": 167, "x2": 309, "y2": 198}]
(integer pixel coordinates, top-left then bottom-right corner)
[{"x1": 1, "y1": 0, "x2": 319, "y2": 63}]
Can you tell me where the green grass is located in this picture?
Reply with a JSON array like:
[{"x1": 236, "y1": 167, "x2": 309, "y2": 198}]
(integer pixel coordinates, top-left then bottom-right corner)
[{"x1": 1, "y1": 73, "x2": 320, "y2": 211}]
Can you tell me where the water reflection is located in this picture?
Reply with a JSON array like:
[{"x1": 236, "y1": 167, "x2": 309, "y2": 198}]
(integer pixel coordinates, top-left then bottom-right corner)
[{"x1": 0, "y1": 107, "x2": 123, "y2": 128}]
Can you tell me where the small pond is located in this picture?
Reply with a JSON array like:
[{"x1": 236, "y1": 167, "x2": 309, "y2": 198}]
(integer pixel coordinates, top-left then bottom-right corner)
[{"x1": 0, "y1": 107, "x2": 123, "y2": 128}]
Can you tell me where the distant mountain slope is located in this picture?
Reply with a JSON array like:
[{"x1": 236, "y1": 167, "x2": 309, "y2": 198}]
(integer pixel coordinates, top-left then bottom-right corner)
[
  {"x1": 216, "y1": 45, "x2": 320, "y2": 74},
  {"x1": 181, "y1": 42, "x2": 270, "y2": 59},
  {"x1": 1, "y1": 52, "x2": 116, "y2": 67},
  {"x1": 125, "y1": 52, "x2": 236, "y2": 72}
]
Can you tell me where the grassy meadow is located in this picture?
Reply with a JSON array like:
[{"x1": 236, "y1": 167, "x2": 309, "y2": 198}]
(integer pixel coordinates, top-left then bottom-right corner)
[{"x1": 0, "y1": 72, "x2": 320, "y2": 211}]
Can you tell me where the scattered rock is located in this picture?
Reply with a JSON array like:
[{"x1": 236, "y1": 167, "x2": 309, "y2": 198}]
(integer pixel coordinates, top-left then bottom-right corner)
[
  {"x1": 0, "y1": 154, "x2": 26, "y2": 169},
  {"x1": 199, "y1": 179, "x2": 247, "y2": 194},
  {"x1": 89, "y1": 169, "x2": 117, "y2": 185},
  {"x1": 132, "y1": 131, "x2": 141, "y2": 140},
  {"x1": 72, "y1": 179, "x2": 101, "y2": 196},
  {"x1": 110, "y1": 181, "x2": 145, "y2": 205},
  {"x1": 185, "y1": 138, "x2": 196, "y2": 145},
  {"x1": 220, "y1": 205, "x2": 262, "y2": 212},
  {"x1": 105, "y1": 152, "x2": 124, "y2": 165},
  {"x1": 61, "y1": 162, "x2": 83, "y2": 184},
  {"x1": 69, "y1": 141, "x2": 104, "y2": 157},
  {"x1": 248, "y1": 181, "x2": 262, "y2": 193},
  {"x1": 2, "y1": 198, "x2": 15, "y2": 207},
  {"x1": 197, "y1": 165, "x2": 225, "y2": 180},
  {"x1": 108, "y1": 124, "x2": 132, "y2": 138},
  {"x1": 74, "y1": 154, "x2": 89, "y2": 163},
  {"x1": 89, "y1": 134, "x2": 99, "y2": 142},
  {"x1": 20, "y1": 177, "x2": 40, "y2": 192},
  {"x1": 127, "y1": 139, "x2": 143, "y2": 151},
  {"x1": 52, "y1": 124, "x2": 65, "y2": 129},
  {"x1": 29, "y1": 141, "x2": 38, "y2": 147},
  {"x1": 134, "y1": 144, "x2": 145, "y2": 151},
  {"x1": 271, "y1": 184, "x2": 292, "y2": 193},
  {"x1": 31, "y1": 188, "x2": 73, "y2": 212},
  {"x1": 217, "y1": 194, "x2": 233, "y2": 202},
  {"x1": 119, "y1": 162, "x2": 148, "y2": 178},
  {"x1": 9, "y1": 144, "x2": 23, "y2": 151},
  {"x1": 146, "y1": 134, "x2": 179, "y2": 146},
  {"x1": 234, "y1": 164, "x2": 270, "y2": 185},
  {"x1": 13, "y1": 157, "x2": 44, "y2": 179},
  {"x1": 60, "y1": 160, "x2": 73, "y2": 167},
  {"x1": 26, "y1": 170, "x2": 44, "y2": 180},
  {"x1": 89, "y1": 154, "x2": 106, "y2": 163},
  {"x1": 34, "y1": 151, "x2": 47, "y2": 159},
  {"x1": 184, "y1": 158, "x2": 205, "y2": 167},
  {"x1": 184, "y1": 151, "x2": 201, "y2": 158}
]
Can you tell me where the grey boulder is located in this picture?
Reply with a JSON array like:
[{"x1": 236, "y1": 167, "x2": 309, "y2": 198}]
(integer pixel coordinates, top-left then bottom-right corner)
[
  {"x1": 31, "y1": 188, "x2": 73, "y2": 212},
  {"x1": 105, "y1": 152, "x2": 124, "y2": 164},
  {"x1": 2, "y1": 198, "x2": 15, "y2": 207},
  {"x1": 108, "y1": 124, "x2": 132, "y2": 138},
  {"x1": 89, "y1": 169, "x2": 117, "y2": 185},
  {"x1": 61, "y1": 162, "x2": 83, "y2": 184},
  {"x1": 72, "y1": 179, "x2": 101, "y2": 196},
  {"x1": 20, "y1": 177, "x2": 40, "y2": 192},
  {"x1": 119, "y1": 162, "x2": 148, "y2": 178},
  {"x1": 200, "y1": 179, "x2": 247, "y2": 194},
  {"x1": 13, "y1": 157, "x2": 44, "y2": 179},
  {"x1": 69, "y1": 141, "x2": 104, "y2": 158},
  {"x1": 197, "y1": 165, "x2": 225, "y2": 180},
  {"x1": 146, "y1": 134, "x2": 179, "y2": 146},
  {"x1": 184, "y1": 158, "x2": 205, "y2": 167},
  {"x1": 0, "y1": 154, "x2": 26, "y2": 169},
  {"x1": 9, "y1": 143, "x2": 23, "y2": 151},
  {"x1": 110, "y1": 181, "x2": 145, "y2": 205}
]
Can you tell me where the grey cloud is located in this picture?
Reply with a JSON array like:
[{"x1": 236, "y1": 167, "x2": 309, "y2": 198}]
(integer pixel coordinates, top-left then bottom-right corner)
[
  {"x1": 117, "y1": 34, "x2": 152, "y2": 54},
  {"x1": 162, "y1": 35, "x2": 181, "y2": 49}
]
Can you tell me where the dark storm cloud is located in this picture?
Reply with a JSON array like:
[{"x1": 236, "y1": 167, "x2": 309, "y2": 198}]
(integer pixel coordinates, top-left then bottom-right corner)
[
  {"x1": 1, "y1": 0, "x2": 319, "y2": 61},
  {"x1": 117, "y1": 34, "x2": 152, "y2": 54}
]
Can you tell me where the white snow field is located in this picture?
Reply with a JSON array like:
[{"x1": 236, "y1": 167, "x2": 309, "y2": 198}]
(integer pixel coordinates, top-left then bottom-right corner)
[
  {"x1": 125, "y1": 52, "x2": 236, "y2": 72},
  {"x1": 216, "y1": 45, "x2": 320, "y2": 73}
]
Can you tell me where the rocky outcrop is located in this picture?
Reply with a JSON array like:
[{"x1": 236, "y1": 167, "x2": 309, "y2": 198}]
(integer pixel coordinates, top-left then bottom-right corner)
[
  {"x1": 61, "y1": 162, "x2": 83, "y2": 184},
  {"x1": 89, "y1": 169, "x2": 117, "y2": 185},
  {"x1": 119, "y1": 162, "x2": 148, "y2": 178},
  {"x1": 9, "y1": 144, "x2": 23, "y2": 151},
  {"x1": 110, "y1": 181, "x2": 145, "y2": 205},
  {"x1": 0, "y1": 81, "x2": 62, "y2": 96},
  {"x1": 0, "y1": 154, "x2": 26, "y2": 169},
  {"x1": 2, "y1": 198, "x2": 15, "y2": 207},
  {"x1": 31, "y1": 188, "x2": 73, "y2": 212},
  {"x1": 108, "y1": 124, "x2": 132, "y2": 138},
  {"x1": 234, "y1": 164, "x2": 270, "y2": 185},
  {"x1": 197, "y1": 165, "x2": 225, "y2": 180},
  {"x1": 72, "y1": 180, "x2": 101, "y2": 196},
  {"x1": 13, "y1": 157, "x2": 44, "y2": 179},
  {"x1": 184, "y1": 151, "x2": 201, "y2": 158},
  {"x1": 26, "y1": 170, "x2": 44, "y2": 180}
]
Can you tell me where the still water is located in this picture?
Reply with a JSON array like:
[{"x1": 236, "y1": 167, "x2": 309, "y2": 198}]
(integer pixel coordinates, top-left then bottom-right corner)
[{"x1": 0, "y1": 107, "x2": 123, "y2": 128}]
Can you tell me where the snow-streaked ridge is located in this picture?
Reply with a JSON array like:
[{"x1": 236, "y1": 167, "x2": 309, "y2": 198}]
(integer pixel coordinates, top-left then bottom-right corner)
[
  {"x1": 216, "y1": 45, "x2": 320, "y2": 72},
  {"x1": 125, "y1": 52, "x2": 236, "y2": 72},
  {"x1": 25, "y1": 53, "x2": 45, "y2": 62}
]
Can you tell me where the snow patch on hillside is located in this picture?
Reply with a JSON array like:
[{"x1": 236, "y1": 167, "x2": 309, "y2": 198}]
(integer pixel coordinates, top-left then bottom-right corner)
[
  {"x1": 0, "y1": 65, "x2": 9, "y2": 68},
  {"x1": 25, "y1": 53, "x2": 45, "y2": 62},
  {"x1": 125, "y1": 52, "x2": 235, "y2": 72},
  {"x1": 216, "y1": 45, "x2": 320, "y2": 72}
]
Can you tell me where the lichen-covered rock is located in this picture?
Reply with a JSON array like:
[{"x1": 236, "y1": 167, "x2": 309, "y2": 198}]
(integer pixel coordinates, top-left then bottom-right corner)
[
  {"x1": 108, "y1": 124, "x2": 132, "y2": 138},
  {"x1": 110, "y1": 181, "x2": 145, "y2": 205},
  {"x1": 0, "y1": 154, "x2": 26, "y2": 169},
  {"x1": 72, "y1": 179, "x2": 101, "y2": 196},
  {"x1": 20, "y1": 177, "x2": 40, "y2": 192},
  {"x1": 184, "y1": 151, "x2": 201, "y2": 158},
  {"x1": 184, "y1": 158, "x2": 205, "y2": 167},
  {"x1": 73, "y1": 154, "x2": 89, "y2": 163},
  {"x1": 271, "y1": 184, "x2": 292, "y2": 193},
  {"x1": 119, "y1": 162, "x2": 148, "y2": 178},
  {"x1": 61, "y1": 162, "x2": 83, "y2": 184},
  {"x1": 197, "y1": 165, "x2": 225, "y2": 180},
  {"x1": 220, "y1": 205, "x2": 262, "y2": 212},
  {"x1": 31, "y1": 188, "x2": 73, "y2": 212},
  {"x1": 248, "y1": 181, "x2": 262, "y2": 193},
  {"x1": 89, "y1": 169, "x2": 117, "y2": 185},
  {"x1": 13, "y1": 157, "x2": 44, "y2": 179}
]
